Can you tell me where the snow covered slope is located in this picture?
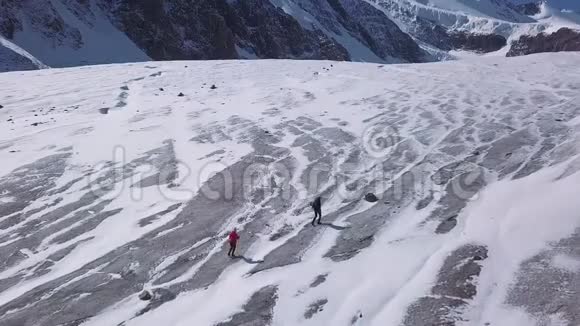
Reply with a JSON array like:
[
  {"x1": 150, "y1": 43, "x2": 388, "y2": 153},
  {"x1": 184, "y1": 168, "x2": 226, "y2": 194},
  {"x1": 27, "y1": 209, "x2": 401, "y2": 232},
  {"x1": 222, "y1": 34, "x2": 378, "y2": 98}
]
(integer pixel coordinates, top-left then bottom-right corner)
[
  {"x1": 0, "y1": 0, "x2": 429, "y2": 73},
  {"x1": 366, "y1": 0, "x2": 580, "y2": 57},
  {"x1": 1, "y1": 53, "x2": 580, "y2": 326},
  {"x1": 270, "y1": 0, "x2": 430, "y2": 63},
  {"x1": 0, "y1": 0, "x2": 150, "y2": 70},
  {"x1": 0, "y1": 36, "x2": 48, "y2": 72},
  {"x1": 409, "y1": 0, "x2": 532, "y2": 22},
  {"x1": 533, "y1": 2, "x2": 580, "y2": 27},
  {"x1": 1, "y1": 0, "x2": 579, "y2": 73},
  {"x1": 368, "y1": 0, "x2": 532, "y2": 35}
]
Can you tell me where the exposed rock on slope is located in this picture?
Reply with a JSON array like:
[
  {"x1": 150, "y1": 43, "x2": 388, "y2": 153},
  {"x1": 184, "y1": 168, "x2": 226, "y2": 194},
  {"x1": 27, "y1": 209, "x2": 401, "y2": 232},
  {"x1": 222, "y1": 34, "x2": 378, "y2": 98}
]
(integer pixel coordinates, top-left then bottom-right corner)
[
  {"x1": 0, "y1": 36, "x2": 46, "y2": 72},
  {"x1": 365, "y1": 0, "x2": 580, "y2": 57},
  {"x1": 1, "y1": 0, "x2": 578, "y2": 72},
  {"x1": 449, "y1": 31, "x2": 507, "y2": 53},
  {"x1": 0, "y1": 43, "x2": 40, "y2": 72},
  {"x1": 515, "y1": 2, "x2": 543, "y2": 16},
  {"x1": 0, "y1": 0, "x2": 432, "y2": 72},
  {"x1": 366, "y1": 0, "x2": 510, "y2": 54},
  {"x1": 107, "y1": 0, "x2": 351, "y2": 61},
  {"x1": 338, "y1": 0, "x2": 428, "y2": 62},
  {"x1": 507, "y1": 27, "x2": 580, "y2": 57},
  {"x1": 417, "y1": 26, "x2": 507, "y2": 53}
]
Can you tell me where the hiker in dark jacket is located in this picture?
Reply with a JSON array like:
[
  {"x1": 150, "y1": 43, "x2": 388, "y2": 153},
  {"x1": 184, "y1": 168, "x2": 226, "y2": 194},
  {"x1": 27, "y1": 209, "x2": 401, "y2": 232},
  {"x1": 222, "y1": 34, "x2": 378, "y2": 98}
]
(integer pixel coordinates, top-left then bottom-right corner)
[{"x1": 310, "y1": 196, "x2": 322, "y2": 226}]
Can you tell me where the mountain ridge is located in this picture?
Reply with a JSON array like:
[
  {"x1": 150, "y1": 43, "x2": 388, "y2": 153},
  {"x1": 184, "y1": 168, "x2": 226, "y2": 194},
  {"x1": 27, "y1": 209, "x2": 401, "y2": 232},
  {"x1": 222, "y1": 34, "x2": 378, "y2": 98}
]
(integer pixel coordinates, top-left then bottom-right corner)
[{"x1": 0, "y1": 0, "x2": 580, "y2": 72}]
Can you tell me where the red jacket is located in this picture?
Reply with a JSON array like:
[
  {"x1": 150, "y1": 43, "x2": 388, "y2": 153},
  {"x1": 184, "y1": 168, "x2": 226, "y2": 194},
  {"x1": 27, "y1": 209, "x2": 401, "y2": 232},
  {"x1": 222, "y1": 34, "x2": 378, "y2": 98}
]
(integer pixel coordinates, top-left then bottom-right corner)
[{"x1": 228, "y1": 231, "x2": 239, "y2": 244}]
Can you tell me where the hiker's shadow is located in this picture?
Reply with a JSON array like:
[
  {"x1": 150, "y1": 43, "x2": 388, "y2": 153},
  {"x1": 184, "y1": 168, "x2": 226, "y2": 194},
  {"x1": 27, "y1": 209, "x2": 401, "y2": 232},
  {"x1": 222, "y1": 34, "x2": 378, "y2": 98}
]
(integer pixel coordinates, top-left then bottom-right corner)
[
  {"x1": 320, "y1": 222, "x2": 350, "y2": 230},
  {"x1": 233, "y1": 255, "x2": 264, "y2": 264}
]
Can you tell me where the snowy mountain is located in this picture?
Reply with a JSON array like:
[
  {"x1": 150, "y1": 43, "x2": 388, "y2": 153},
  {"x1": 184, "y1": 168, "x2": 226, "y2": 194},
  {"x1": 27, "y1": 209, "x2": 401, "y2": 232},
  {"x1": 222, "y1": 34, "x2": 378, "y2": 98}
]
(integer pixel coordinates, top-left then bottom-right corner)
[
  {"x1": 0, "y1": 36, "x2": 47, "y2": 73},
  {"x1": 1, "y1": 52, "x2": 580, "y2": 326},
  {"x1": 0, "y1": 0, "x2": 430, "y2": 73},
  {"x1": 513, "y1": 0, "x2": 580, "y2": 11},
  {"x1": 530, "y1": 1, "x2": 580, "y2": 25},
  {"x1": 0, "y1": 0, "x2": 151, "y2": 68},
  {"x1": 364, "y1": 0, "x2": 580, "y2": 58},
  {"x1": 515, "y1": 1, "x2": 544, "y2": 15},
  {"x1": 366, "y1": 0, "x2": 531, "y2": 38},
  {"x1": 2, "y1": 0, "x2": 580, "y2": 73},
  {"x1": 405, "y1": 0, "x2": 533, "y2": 22}
]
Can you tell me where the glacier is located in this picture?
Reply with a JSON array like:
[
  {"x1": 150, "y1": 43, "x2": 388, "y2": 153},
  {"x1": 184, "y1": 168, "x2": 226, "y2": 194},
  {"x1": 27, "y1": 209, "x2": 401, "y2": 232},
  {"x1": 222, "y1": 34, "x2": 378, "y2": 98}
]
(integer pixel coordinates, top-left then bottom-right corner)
[{"x1": 0, "y1": 53, "x2": 580, "y2": 326}]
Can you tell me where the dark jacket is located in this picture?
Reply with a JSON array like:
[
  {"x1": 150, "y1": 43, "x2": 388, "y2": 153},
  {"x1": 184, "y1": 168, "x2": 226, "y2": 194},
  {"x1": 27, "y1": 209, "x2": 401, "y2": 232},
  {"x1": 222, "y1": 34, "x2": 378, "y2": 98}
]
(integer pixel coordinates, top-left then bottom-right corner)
[{"x1": 311, "y1": 197, "x2": 321, "y2": 210}]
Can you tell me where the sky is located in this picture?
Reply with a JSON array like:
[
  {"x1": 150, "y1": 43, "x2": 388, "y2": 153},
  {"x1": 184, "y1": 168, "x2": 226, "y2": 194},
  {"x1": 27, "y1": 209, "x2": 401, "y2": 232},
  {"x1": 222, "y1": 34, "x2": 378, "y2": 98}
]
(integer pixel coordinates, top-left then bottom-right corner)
[{"x1": 510, "y1": 0, "x2": 580, "y2": 10}]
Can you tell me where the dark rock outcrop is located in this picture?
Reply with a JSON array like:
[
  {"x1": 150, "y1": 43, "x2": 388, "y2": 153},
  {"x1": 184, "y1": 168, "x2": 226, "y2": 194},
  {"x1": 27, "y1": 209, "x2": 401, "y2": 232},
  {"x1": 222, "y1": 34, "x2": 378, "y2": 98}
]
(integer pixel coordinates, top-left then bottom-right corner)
[
  {"x1": 515, "y1": 2, "x2": 543, "y2": 16},
  {"x1": 0, "y1": 0, "x2": 434, "y2": 72},
  {"x1": 507, "y1": 28, "x2": 580, "y2": 57},
  {"x1": 1, "y1": 0, "x2": 572, "y2": 71},
  {"x1": 366, "y1": 0, "x2": 507, "y2": 54},
  {"x1": 106, "y1": 0, "x2": 351, "y2": 62},
  {"x1": 411, "y1": 23, "x2": 506, "y2": 53},
  {"x1": 449, "y1": 31, "x2": 507, "y2": 53},
  {"x1": 0, "y1": 44, "x2": 41, "y2": 73},
  {"x1": 332, "y1": 0, "x2": 430, "y2": 62}
]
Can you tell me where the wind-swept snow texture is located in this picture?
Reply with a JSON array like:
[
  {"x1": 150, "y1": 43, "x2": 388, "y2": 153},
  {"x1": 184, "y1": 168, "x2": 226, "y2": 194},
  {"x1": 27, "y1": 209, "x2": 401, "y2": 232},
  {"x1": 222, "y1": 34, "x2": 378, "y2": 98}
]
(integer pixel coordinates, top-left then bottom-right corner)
[{"x1": 1, "y1": 53, "x2": 580, "y2": 326}]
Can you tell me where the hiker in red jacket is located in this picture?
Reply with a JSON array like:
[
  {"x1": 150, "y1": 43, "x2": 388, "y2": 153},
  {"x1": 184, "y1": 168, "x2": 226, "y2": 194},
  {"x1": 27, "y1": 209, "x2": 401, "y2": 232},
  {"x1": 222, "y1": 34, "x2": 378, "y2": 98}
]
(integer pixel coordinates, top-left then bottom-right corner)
[{"x1": 227, "y1": 228, "x2": 240, "y2": 257}]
